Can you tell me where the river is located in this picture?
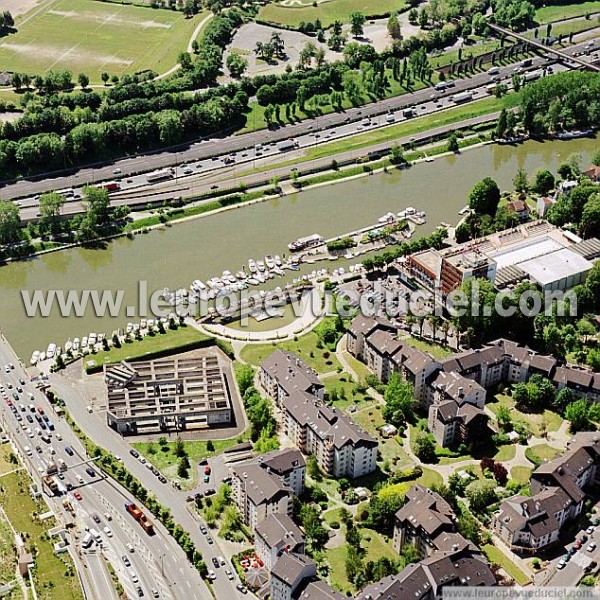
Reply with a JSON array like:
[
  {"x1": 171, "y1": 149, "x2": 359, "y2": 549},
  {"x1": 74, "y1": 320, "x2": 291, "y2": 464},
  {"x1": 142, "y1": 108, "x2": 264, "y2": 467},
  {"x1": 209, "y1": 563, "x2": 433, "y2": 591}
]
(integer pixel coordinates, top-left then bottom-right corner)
[{"x1": 1, "y1": 135, "x2": 597, "y2": 360}]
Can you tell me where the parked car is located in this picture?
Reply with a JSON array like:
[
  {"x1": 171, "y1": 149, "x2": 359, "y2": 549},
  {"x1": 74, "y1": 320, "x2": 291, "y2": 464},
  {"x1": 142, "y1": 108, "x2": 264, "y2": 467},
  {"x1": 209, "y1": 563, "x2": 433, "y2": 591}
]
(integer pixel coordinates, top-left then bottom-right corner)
[
  {"x1": 587, "y1": 526, "x2": 595, "y2": 535},
  {"x1": 212, "y1": 557, "x2": 220, "y2": 569},
  {"x1": 557, "y1": 560, "x2": 566, "y2": 570},
  {"x1": 588, "y1": 542, "x2": 597, "y2": 552},
  {"x1": 130, "y1": 449, "x2": 140, "y2": 458}
]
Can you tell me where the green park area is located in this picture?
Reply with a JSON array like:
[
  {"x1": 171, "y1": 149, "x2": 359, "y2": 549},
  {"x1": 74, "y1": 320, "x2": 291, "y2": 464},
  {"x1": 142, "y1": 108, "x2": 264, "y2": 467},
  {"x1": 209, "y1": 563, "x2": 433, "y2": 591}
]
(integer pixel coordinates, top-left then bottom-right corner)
[
  {"x1": 1, "y1": 0, "x2": 205, "y2": 82},
  {"x1": 535, "y1": 1, "x2": 600, "y2": 24},
  {"x1": 0, "y1": 470, "x2": 82, "y2": 599},
  {"x1": 84, "y1": 325, "x2": 213, "y2": 371},
  {"x1": 482, "y1": 544, "x2": 530, "y2": 585},
  {"x1": 259, "y1": 0, "x2": 407, "y2": 28}
]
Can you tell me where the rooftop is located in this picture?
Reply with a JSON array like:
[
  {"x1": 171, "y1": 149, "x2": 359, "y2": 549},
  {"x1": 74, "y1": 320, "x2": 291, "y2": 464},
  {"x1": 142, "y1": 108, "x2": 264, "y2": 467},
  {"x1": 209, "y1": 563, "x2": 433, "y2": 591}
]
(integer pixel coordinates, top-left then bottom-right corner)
[{"x1": 518, "y1": 247, "x2": 593, "y2": 287}]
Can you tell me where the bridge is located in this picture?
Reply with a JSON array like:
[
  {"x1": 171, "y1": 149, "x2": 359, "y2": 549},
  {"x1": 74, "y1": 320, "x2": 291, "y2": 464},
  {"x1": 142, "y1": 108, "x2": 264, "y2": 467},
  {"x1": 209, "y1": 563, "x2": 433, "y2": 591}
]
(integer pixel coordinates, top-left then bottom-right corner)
[{"x1": 488, "y1": 23, "x2": 600, "y2": 73}]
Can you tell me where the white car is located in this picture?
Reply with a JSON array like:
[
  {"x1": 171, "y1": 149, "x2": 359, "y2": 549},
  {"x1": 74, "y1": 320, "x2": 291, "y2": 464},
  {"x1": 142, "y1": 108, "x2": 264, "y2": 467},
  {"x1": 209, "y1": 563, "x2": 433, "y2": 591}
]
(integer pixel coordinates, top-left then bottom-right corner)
[
  {"x1": 225, "y1": 569, "x2": 234, "y2": 580},
  {"x1": 129, "y1": 570, "x2": 138, "y2": 584},
  {"x1": 55, "y1": 433, "x2": 62, "y2": 441},
  {"x1": 588, "y1": 542, "x2": 597, "y2": 552},
  {"x1": 557, "y1": 560, "x2": 566, "y2": 569},
  {"x1": 126, "y1": 543, "x2": 134, "y2": 553},
  {"x1": 207, "y1": 569, "x2": 216, "y2": 581},
  {"x1": 103, "y1": 526, "x2": 113, "y2": 538},
  {"x1": 586, "y1": 526, "x2": 595, "y2": 534}
]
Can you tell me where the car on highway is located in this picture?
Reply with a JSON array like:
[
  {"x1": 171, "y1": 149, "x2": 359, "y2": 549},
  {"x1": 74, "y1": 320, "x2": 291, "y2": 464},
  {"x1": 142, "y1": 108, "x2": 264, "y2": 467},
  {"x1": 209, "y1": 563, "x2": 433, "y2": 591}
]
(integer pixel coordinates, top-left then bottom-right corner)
[
  {"x1": 103, "y1": 526, "x2": 113, "y2": 538},
  {"x1": 212, "y1": 557, "x2": 219, "y2": 568},
  {"x1": 129, "y1": 570, "x2": 139, "y2": 584},
  {"x1": 122, "y1": 555, "x2": 131, "y2": 567},
  {"x1": 65, "y1": 446, "x2": 74, "y2": 456},
  {"x1": 113, "y1": 168, "x2": 122, "y2": 174},
  {"x1": 203, "y1": 474, "x2": 210, "y2": 483},
  {"x1": 158, "y1": 476, "x2": 167, "y2": 484},
  {"x1": 130, "y1": 449, "x2": 140, "y2": 458},
  {"x1": 126, "y1": 543, "x2": 135, "y2": 553},
  {"x1": 226, "y1": 570, "x2": 234, "y2": 581},
  {"x1": 236, "y1": 583, "x2": 248, "y2": 594},
  {"x1": 92, "y1": 513, "x2": 101, "y2": 524},
  {"x1": 207, "y1": 570, "x2": 216, "y2": 581},
  {"x1": 73, "y1": 491, "x2": 83, "y2": 501},
  {"x1": 151, "y1": 590, "x2": 160, "y2": 599},
  {"x1": 35, "y1": 445, "x2": 42, "y2": 453},
  {"x1": 85, "y1": 467, "x2": 96, "y2": 477},
  {"x1": 136, "y1": 586, "x2": 144, "y2": 597},
  {"x1": 206, "y1": 535, "x2": 214, "y2": 545}
]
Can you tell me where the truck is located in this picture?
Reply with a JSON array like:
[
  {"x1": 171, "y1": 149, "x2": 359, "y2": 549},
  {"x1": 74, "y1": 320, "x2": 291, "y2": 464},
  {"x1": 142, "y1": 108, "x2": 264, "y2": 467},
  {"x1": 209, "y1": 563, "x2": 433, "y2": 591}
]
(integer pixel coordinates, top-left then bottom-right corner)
[
  {"x1": 57, "y1": 458, "x2": 67, "y2": 471},
  {"x1": 82, "y1": 532, "x2": 93, "y2": 548},
  {"x1": 451, "y1": 91, "x2": 474, "y2": 104},
  {"x1": 46, "y1": 462, "x2": 59, "y2": 475},
  {"x1": 63, "y1": 498, "x2": 75, "y2": 516},
  {"x1": 125, "y1": 501, "x2": 143, "y2": 520},
  {"x1": 146, "y1": 169, "x2": 173, "y2": 183},
  {"x1": 402, "y1": 108, "x2": 415, "y2": 118},
  {"x1": 277, "y1": 139, "x2": 298, "y2": 152},
  {"x1": 94, "y1": 181, "x2": 120, "y2": 193},
  {"x1": 522, "y1": 70, "x2": 542, "y2": 82},
  {"x1": 42, "y1": 475, "x2": 58, "y2": 495},
  {"x1": 139, "y1": 515, "x2": 154, "y2": 535},
  {"x1": 47, "y1": 420, "x2": 55, "y2": 431}
]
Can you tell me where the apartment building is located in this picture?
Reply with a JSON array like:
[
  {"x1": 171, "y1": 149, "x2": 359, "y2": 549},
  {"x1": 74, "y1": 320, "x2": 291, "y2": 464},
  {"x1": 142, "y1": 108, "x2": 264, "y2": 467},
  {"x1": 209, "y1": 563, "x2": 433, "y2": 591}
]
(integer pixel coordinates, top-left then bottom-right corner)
[
  {"x1": 231, "y1": 460, "x2": 294, "y2": 531},
  {"x1": 492, "y1": 433, "x2": 600, "y2": 553},
  {"x1": 270, "y1": 553, "x2": 317, "y2": 600},
  {"x1": 281, "y1": 389, "x2": 378, "y2": 479},
  {"x1": 259, "y1": 350, "x2": 324, "y2": 406},
  {"x1": 258, "y1": 448, "x2": 306, "y2": 497},
  {"x1": 255, "y1": 513, "x2": 305, "y2": 572}
]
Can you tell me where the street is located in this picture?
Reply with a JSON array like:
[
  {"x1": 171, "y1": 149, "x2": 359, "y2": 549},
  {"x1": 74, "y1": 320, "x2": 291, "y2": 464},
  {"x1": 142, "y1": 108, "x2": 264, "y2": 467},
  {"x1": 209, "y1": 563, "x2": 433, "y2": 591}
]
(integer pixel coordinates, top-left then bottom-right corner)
[{"x1": 0, "y1": 335, "x2": 210, "y2": 600}]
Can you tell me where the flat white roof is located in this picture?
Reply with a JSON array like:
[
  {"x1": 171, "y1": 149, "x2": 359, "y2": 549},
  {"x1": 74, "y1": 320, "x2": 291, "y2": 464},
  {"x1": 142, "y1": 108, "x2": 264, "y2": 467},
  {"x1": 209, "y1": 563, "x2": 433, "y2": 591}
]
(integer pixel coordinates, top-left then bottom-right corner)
[
  {"x1": 519, "y1": 248, "x2": 593, "y2": 286},
  {"x1": 488, "y1": 237, "x2": 565, "y2": 270}
]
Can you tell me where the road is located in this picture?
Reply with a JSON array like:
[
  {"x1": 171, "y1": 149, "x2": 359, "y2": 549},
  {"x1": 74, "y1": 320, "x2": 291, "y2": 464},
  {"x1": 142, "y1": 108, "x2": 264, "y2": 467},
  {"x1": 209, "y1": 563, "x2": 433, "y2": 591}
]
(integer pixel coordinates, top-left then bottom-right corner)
[
  {"x1": 84, "y1": 552, "x2": 119, "y2": 600},
  {"x1": 2, "y1": 38, "x2": 597, "y2": 205},
  {"x1": 0, "y1": 336, "x2": 209, "y2": 600},
  {"x1": 46, "y1": 369, "x2": 249, "y2": 600}
]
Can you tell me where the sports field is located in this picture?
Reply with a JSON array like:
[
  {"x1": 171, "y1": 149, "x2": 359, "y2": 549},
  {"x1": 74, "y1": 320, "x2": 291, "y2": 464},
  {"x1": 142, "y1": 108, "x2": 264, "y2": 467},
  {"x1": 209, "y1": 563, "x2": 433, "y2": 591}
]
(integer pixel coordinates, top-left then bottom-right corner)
[
  {"x1": 259, "y1": 0, "x2": 407, "y2": 27},
  {"x1": 0, "y1": 0, "x2": 204, "y2": 82}
]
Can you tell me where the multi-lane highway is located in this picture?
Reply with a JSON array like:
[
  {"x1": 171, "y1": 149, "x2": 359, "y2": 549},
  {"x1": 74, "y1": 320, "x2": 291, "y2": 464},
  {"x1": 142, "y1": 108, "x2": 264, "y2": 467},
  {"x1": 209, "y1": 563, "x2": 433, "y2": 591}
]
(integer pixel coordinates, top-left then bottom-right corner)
[
  {"x1": 0, "y1": 336, "x2": 209, "y2": 600},
  {"x1": 2, "y1": 38, "x2": 597, "y2": 207}
]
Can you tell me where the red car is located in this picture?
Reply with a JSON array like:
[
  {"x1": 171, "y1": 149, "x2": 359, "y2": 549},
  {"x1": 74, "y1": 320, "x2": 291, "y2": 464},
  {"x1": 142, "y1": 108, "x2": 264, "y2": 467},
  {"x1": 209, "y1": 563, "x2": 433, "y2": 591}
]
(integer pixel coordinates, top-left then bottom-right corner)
[
  {"x1": 575, "y1": 539, "x2": 583, "y2": 549},
  {"x1": 204, "y1": 466, "x2": 211, "y2": 475},
  {"x1": 73, "y1": 491, "x2": 83, "y2": 501},
  {"x1": 37, "y1": 407, "x2": 44, "y2": 415}
]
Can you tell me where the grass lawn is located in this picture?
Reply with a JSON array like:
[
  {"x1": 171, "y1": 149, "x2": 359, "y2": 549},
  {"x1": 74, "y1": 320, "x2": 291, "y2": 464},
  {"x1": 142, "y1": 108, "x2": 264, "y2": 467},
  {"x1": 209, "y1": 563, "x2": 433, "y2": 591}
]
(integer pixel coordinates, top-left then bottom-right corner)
[
  {"x1": 486, "y1": 394, "x2": 563, "y2": 438},
  {"x1": 325, "y1": 526, "x2": 398, "y2": 594},
  {"x1": 0, "y1": 508, "x2": 16, "y2": 586},
  {"x1": 133, "y1": 434, "x2": 249, "y2": 487},
  {"x1": 341, "y1": 350, "x2": 372, "y2": 382},
  {"x1": 1, "y1": 0, "x2": 206, "y2": 82},
  {"x1": 352, "y1": 403, "x2": 385, "y2": 435},
  {"x1": 494, "y1": 444, "x2": 516, "y2": 461},
  {"x1": 482, "y1": 544, "x2": 530, "y2": 586},
  {"x1": 258, "y1": 0, "x2": 407, "y2": 28},
  {"x1": 323, "y1": 372, "x2": 366, "y2": 409},
  {"x1": 535, "y1": 2, "x2": 600, "y2": 24},
  {"x1": 511, "y1": 466, "x2": 532, "y2": 486},
  {"x1": 239, "y1": 333, "x2": 341, "y2": 375},
  {"x1": 323, "y1": 507, "x2": 347, "y2": 526},
  {"x1": 402, "y1": 336, "x2": 453, "y2": 360},
  {"x1": 84, "y1": 325, "x2": 213, "y2": 370},
  {"x1": 0, "y1": 444, "x2": 18, "y2": 476},
  {"x1": 0, "y1": 471, "x2": 82, "y2": 599},
  {"x1": 527, "y1": 443, "x2": 561, "y2": 463}
]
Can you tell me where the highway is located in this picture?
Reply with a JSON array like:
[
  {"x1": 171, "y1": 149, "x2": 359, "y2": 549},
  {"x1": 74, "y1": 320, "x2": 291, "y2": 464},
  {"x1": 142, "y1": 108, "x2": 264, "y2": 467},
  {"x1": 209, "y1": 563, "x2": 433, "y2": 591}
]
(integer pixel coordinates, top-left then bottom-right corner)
[
  {"x1": 2, "y1": 37, "x2": 597, "y2": 207},
  {"x1": 0, "y1": 336, "x2": 210, "y2": 600},
  {"x1": 46, "y1": 369, "x2": 249, "y2": 600}
]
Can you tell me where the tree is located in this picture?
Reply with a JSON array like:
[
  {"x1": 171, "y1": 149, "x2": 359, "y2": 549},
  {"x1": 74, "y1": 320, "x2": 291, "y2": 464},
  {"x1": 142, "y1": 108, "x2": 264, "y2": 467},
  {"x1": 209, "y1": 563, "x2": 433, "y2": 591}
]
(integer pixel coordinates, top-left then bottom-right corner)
[
  {"x1": 465, "y1": 479, "x2": 497, "y2": 513},
  {"x1": 565, "y1": 399, "x2": 595, "y2": 432},
  {"x1": 581, "y1": 194, "x2": 600, "y2": 239},
  {"x1": 534, "y1": 169, "x2": 555, "y2": 195},
  {"x1": 468, "y1": 177, "x2": 501, "y2": 215},
  {"x1": 382, "y1": 374, "x2": 414, "y2": 426},
  {"x1": 447, "y1": 132, "x2": 459, "y2": 153},
  {"x1": 592, "y1": 148, "x2": 600, "y2": 167},
  {"x1": 206, "y1": 440, "x2": 214, "y2": 452},
  {"x1": 236, "y1": 364, "x2": 254, "y2": 396},
  {"x1": 101, "y1": 72, "x2": 109, "y2": 85},
  {"x1": 82, "y1": 186, "x2": 110, "y2": 225},
  {"x1": 414, "y1": 432, "x2": 436, "y2": 463},
  {"x1": 177, "y1": 456, "x2": 190, "y2": 479},
  {"x1": 389, "y1": 144, "x2": 406, "y2": 165},
  {"x1": 328, "y1": 20, "x2": 345, "y2": 51},
  {"x1": 11, "y1": 72, "x2": 21, "y2": 91},
  {"x1": 306, "y1": 454, "x2": 322, "y2": 481},
  {"x1": 174, "y1": 436, "x2": 186, "y2": 458},
  {"x1": 0, "y1": 200, "x2": 21, "y2": 245},
  {"x1": 78, "y1": 73, "x2": 90, "y2": 90},
  {"x1": 226, "y1": 53, "x2": 248, "y2": 79},
  {"x1": 513, "y1": 168, "x2": 528, "y2": 193},
  {"x1": 299, "y1": 504, "x2": 328, "y2": 550},
  {"x1": 38, "y1": 192, "x2": 65, "y2": 236},
  {"x1": 387, "y1": 12, "x2": 401, "y2": 40},
  {"x1": 349, "y1": 12, "x2": 366, "y2": 38}
]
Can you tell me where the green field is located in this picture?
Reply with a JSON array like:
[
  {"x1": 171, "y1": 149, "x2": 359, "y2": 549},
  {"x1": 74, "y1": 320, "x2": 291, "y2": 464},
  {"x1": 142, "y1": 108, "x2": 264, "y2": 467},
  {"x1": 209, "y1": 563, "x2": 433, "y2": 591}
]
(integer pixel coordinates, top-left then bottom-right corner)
[
  {"x1": 0, "y1": 0, "x2": 206, "y2": 82},
  {"x1": 535, "y1": 2, "x2": 600, "y2": 24},
  {"x1": 482, "y1": 544, "x2": 530, "y2": 586},
  {"x1": 259, "y1": 0, "x2": 407, "y2": 28},
  {"x1": 0, "y1": 471, "x2": 82, "y2": 599},
  {"x1": 84, "y1": 325, "x2": 213, "y2": 371}
]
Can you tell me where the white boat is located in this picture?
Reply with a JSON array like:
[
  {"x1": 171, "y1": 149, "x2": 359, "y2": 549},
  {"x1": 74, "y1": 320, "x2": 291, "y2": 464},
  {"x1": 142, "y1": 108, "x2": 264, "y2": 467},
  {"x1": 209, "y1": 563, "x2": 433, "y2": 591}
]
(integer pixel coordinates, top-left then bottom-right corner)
[
  {"x1": 236, "y1": 270, "x2": 246, "y2": 280},
  {"x1": 265, "y1": 255, "x2": 275, "y2": 269},
  {"x1": 273, "y1": 267, "x2": 286, "y2": 276},
  {"x1": 248, "y1": 259, "x2": 258, "y2": 273},
  {"x1": 46, "y1": 343, "x2": 56, "y2": 359},
  {"x1": 89, "y1": 333, "x2": 97, "y2": 346},
  {"x1": 255, "y1": 273, "x2": 266, "y2": 283},
  {"x1": 405, "y1": 206, "x2": 416, "y2": 215},
  {"x1": 257, "y1": 260, "x2": 266, "y2": 272},
  {"x1": 81, "y1": 337, "x2": 88, "y2": 348},
  {"x1": 248, "y1": 278, "x2": 259, "y2": 285},
  {"x1": 275, "y1": 255, "x2": 282, "y2": 266},
  {"x1": 378, "y1": 212, "x2": 397, "y2": 223},
  {"x1": 192, "y1": 279, "x2": 206, "y2": 292},
  {"x1": 72, "y1": 338, "x2": 80, "y2": 351},
  {"x1": 30, "y1": 351, "x2": 40, "y2": 366},
  {"x1": 126, "y1": 323, "x2": 133, "y2": 334},
  {"x1": 64, "y1": 339, "x2": 73, "y2": 352},
  {"x1": 38, "y1": 352, "x2": 46, "y2": 362}
]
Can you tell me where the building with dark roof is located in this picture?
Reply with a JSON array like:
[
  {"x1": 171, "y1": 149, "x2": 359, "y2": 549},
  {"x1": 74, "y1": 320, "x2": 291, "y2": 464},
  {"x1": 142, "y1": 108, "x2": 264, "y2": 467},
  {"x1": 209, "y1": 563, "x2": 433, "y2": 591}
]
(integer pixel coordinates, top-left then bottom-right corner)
[
  {"x1": 295, "y1": 580, "x2": 344, "y2": 600},
  {"x1": 493, "y1": 433, "x2": 600, "y2": 553},
  {"x1": 270, "y1": 553, "x2": 317, "y2": 600},
  {"x1": 281, "y1": 389, "x2": 378, "y2": 479},
  {"x1": 260, "y1": 350, "x2": 324, "y2": 406},
  {"x1": 255, "y1": 514, "x2": 305, "y2": 572},
  {"x1": 258, "y1": 448, "x2": 306, "y2": 496}
]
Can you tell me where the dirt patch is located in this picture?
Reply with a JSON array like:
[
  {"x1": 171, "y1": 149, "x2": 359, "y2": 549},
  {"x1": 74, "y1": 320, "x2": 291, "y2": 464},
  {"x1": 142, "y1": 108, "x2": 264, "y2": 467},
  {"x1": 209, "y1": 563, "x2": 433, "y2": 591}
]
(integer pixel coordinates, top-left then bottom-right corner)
[
  {"x1": 3, "y1": 0, "x2": 43, "y2": 18},
  {"x1": 1, "y1": 41, "x2": 133, "y2": 65},
  {"x1": 46, "y1": 9, "x2": 173, "y2": 29}
]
